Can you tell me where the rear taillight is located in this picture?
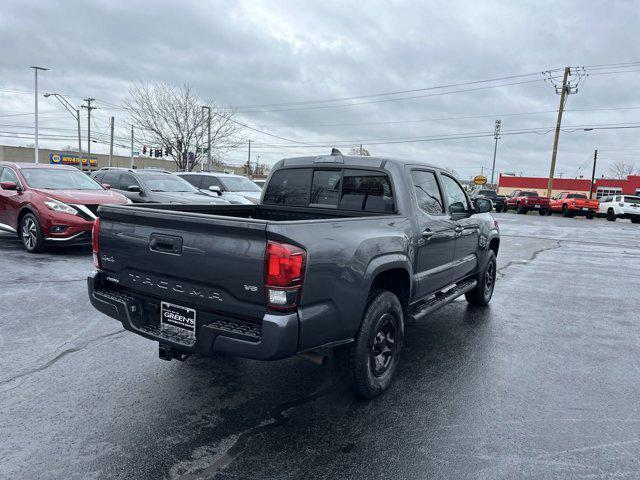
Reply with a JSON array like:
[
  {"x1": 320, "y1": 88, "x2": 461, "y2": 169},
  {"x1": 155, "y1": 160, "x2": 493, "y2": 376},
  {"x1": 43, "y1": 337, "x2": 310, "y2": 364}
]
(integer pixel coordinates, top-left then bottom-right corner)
[
  {"x1": 265, "y1": 240, "x2": 306, "y2": 310},
  {"x1": 92, "y1": 218, "x2": 100, "y2": 269}
]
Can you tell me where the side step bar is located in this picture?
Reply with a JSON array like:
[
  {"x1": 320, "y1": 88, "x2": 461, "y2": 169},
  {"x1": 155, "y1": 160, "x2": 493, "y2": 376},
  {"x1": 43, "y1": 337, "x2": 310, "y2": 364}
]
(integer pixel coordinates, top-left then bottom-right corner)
[{"x1": 407, "y1": 279, "x2": 477, "y2": 323}]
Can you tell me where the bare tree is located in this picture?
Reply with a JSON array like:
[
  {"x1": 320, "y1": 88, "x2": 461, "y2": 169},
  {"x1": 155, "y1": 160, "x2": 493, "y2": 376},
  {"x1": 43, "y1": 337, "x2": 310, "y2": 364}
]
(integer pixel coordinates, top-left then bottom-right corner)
[
  {"x1": 608, "y1": 160, "x2": 636, "y2": 179},
  {"x1": 124, "y1": 83, "x2": 242, "y2": 171},
  {"x1": 348, "y1": 145, "x2": 371, "y2": 156}
]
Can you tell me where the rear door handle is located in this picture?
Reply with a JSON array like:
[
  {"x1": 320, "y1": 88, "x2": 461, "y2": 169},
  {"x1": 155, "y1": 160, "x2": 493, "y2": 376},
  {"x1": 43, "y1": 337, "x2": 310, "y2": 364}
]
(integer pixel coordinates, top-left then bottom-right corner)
[
  {"x1": 454, "y1": 226, "x2": 464, "y2": 233},
  {"x1": 422, "y1": 229, "x2": 434, "y2": 239}
]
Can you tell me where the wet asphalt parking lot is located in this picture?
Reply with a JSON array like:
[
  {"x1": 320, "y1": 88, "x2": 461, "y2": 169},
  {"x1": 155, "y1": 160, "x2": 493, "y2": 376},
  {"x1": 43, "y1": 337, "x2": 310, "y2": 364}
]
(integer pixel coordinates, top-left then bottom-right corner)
[{"x1": 1, "y1": 212, "x2": 639, "y2": 480}]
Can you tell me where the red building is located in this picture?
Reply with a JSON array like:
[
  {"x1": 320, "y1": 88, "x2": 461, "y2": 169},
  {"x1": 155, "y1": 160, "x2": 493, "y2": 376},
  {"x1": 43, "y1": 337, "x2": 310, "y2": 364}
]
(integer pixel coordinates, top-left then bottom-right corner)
[{"x1": 498, "y1": 174, "x2": 640, "y2": 199}]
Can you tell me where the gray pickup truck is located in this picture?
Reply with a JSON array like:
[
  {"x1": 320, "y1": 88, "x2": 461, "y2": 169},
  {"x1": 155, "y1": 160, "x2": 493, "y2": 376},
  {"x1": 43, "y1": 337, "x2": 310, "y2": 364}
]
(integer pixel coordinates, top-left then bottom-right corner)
[{"x1": 88, "y1": 151, "x2": 499, "y2": 397}]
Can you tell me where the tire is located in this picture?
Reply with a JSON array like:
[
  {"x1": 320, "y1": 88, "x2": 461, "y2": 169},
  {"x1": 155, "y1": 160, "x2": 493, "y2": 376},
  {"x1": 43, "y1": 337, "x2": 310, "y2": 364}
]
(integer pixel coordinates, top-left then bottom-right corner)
[
  {"x1": 334, "y1": 290, "x2": 404, "y2": 398},
  {"x1": 562, "y1": 205, "x2": 573, "y2": 218},
  {"x1": 539, "y1": 209, "x2": 548, "y2": 216},
  {"x1": 586, "y1": 213, "x2": 595, "y2": 220},
  {"x1": 517, "y1": 204, "x2": 527, "y2": 214},
  {"x1": 494, "y1": 206, "x2": 502, "y2": 213},
  {"x1": 465, "y1": 250, "x2": 497, "y2": 306},
  {"x1": 606, "y1": 209, "x2": 616, "y2": 222},
  {"x1": 20, "y1": 213, "x2": 46, "y2": 253},
  {"x1": 631, "y1": 217, "x2": 640, "y2": 224},
  {"x1": 547, "y1": 209, "x2": 553, "y2": 216}
]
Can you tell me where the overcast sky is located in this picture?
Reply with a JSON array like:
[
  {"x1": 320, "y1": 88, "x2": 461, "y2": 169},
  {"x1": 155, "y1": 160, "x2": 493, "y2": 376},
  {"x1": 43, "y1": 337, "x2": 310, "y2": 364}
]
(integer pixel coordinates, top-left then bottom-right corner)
[{"x1": 1, "y1": 0, "x2": 639, "y2": 179}]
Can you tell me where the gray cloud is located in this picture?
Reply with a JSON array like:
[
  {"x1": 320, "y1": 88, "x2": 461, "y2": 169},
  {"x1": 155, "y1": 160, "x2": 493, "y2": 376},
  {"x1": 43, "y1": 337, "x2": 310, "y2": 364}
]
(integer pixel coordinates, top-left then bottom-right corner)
[{"x1": 1, "y1": 0, "x2": 639, "y2": 178}]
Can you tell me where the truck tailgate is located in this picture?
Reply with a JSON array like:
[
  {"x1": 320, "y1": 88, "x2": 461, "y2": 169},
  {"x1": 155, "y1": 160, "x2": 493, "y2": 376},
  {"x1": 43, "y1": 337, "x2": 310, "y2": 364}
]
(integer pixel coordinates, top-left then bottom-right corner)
[{"x1": 97, "y1": 205, "x2": 268, "y2": 319}]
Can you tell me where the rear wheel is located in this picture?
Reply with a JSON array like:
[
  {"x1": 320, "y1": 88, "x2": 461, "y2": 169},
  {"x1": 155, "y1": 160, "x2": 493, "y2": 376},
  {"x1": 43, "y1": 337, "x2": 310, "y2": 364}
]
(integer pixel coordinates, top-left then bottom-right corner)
[
  {"x1": 465, "y1": 250, "x2": 497, "y2": 306},
  {"x1": 494, "y1": 206, "x2": 502, "y2": 213},
  {"x1": 586, "y1": 212, "x2": 595, "y2": 219},
  {"x1": 606, "y1": 209, "x2": 616, "y2": 222},
  {"x1": 631, "y1": 217, "x2": 640, "y2": 224},
  {"x1": 539, "y1": 209, "x2": 548, "y2": 216},
  {"x1": 20, "y1": 213, "x2": 46, "y2": 253},
  {"x1": 334, "y1": 290, "x2": 404, "y2": 398}
]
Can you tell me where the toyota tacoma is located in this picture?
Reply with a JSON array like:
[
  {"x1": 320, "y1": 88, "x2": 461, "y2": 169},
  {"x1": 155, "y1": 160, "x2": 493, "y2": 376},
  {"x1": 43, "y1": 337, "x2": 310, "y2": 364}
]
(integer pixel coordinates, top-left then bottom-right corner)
[{"x1": 87, "y1": 150, "x2": 500, "y2": 398}]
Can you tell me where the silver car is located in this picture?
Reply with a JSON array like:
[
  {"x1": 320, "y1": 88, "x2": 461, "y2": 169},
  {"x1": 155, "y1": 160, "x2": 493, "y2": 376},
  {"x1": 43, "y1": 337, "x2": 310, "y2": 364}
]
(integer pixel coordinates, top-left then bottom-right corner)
[{"x1": 176, "y1": 172, "x2": 262, "y2": 204}]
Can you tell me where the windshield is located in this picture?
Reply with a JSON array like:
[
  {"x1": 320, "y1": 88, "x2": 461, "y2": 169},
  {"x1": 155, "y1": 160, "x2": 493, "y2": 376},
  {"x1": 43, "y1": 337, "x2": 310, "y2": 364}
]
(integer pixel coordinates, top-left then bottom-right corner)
[
  {"x1": 624, "y1": 196, "x2": 640, "y2": 204},
  {"x1": 139, "y1": 173, "x2": 199, "y2": 193},
  {"x1": 567, "y1": 193, "x2": 587, "y2": 199},
  {"x1": 220, "y1": 176, "x2": 262, "y2": 192},
  {"x1": 478, "y1": 190, "x2": 496, "y2": 197},
  {"x1": 21, "y1": 168, "x2": 104, "y2": 190}
]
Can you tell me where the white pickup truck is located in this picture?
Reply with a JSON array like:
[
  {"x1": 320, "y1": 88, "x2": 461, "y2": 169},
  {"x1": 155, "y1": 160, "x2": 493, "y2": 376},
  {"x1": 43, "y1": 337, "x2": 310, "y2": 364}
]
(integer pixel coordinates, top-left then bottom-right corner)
[{"x1": 598, "y1": 194, "x2": 640, "y2": 223}]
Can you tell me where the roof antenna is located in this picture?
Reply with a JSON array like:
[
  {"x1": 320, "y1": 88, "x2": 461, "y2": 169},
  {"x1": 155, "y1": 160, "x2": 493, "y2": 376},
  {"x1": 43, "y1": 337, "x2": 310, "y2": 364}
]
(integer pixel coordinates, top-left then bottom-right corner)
[{"x1": 331, "y1": 148, "x2": 342, "y2": 156}]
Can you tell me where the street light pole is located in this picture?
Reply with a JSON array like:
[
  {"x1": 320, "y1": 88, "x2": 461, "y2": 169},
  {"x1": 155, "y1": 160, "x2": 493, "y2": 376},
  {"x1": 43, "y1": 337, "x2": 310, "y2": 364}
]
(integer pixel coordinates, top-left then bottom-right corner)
[
  {"x1": 201, "y1": 106, "x2": 211, "y2": 171},
  {"x1": 490, "y1": 119, "x2": 501, "y2": 187},
  {"x1": 43, "y1": 92, "x2": 83, "y2": 168},
  {"x1": 30, "y1": 66, "x2": 49, "y2": 163}
]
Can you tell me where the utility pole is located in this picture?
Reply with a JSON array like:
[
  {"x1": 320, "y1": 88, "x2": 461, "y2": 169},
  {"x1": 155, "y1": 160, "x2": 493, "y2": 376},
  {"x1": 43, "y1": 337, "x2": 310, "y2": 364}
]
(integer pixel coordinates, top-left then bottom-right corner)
[
  {"x1": 130, "y1": 125, "x2": 134, "y2": 168},
  {"x1": 108, "y1": 116, "x2": 114, "y2": 167},
  {"x1": 360, "y1": 144, "x2": 363, "y2": 155},
  {"x1": 246, "y1": 139, "x2": 251, "y2": 178},
  {"x1": 490, "y1": 119, "x2": 501, "y2": 187},
  {"x1": 589, "y1": 149, "x2": 598, "y2": 199},
  {"x1": 546, "y1": 67, "x2": 571, "y2": 198},
  {"x1": 31, "y1": 66, "x2": 49, "y2": 163},
  {"x1": 201, "y1": 106, "x2": 212, "y2": 171},
  {"x1": 81, "y1": 98, "x2": 96, "y2": 172}
]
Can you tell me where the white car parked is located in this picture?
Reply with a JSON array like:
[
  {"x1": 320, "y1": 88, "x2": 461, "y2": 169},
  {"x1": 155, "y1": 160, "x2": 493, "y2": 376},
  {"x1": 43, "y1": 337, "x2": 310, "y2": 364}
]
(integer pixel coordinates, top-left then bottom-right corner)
[
  {"x1": 598, "y1": 194, "x2": 640, "y2": 223},
  {"x1": 176, "y1": 172, "x2": 262, "y2": 205}
]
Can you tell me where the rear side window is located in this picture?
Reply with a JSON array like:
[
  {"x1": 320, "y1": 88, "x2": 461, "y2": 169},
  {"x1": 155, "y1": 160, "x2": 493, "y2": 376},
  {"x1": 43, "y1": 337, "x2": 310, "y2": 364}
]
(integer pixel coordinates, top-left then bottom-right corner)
[
  {"x1": 263, "y1": 168, "x2": 312, "y2": 206},
  {"x1": 339, "y1": 169, "x2": 394, "y2": 213},
  {"x1": 201, "y1": 176, "x2": 223, "y2": 190},
  {"x1": 624, "y1": 196, "x2": 640, "y2": 204}
]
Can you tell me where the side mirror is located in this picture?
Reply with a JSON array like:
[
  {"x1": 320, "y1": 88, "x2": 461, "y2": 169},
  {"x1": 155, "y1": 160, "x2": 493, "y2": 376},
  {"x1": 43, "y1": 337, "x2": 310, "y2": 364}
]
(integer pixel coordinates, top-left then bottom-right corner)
[
  {"x1": 474, "y1": 197, "x2": 493, "y2": 213},
  {"x1": 0, "y1": 181, "x2": 17, "y2": 191},
  {"x1": 208, "y1": 185, "x2": 222, "y2": 195},
  {"x1": 127, "y1": 185, "x2": 141, "y2": 193},
  {"x1": 102, "y1": 183, "x2": 111, "y2": 189}
]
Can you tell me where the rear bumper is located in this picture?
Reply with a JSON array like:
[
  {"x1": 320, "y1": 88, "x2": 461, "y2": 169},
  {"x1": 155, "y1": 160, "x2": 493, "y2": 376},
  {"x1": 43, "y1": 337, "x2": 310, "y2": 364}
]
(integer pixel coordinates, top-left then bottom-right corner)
[
  {"x1": 87, "y1": 272, "x2": 299, "y2": 360},
  {"x1": 567, "y1": 206, "x2": 597, "y2": 215}
]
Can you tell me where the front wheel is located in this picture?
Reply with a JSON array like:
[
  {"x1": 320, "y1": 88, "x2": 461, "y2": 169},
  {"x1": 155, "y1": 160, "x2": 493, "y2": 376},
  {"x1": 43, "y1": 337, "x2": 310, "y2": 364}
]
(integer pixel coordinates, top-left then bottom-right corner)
[
  {"x1": 465, "y1": 250, "x2": 497, "y2": 306},
  {"x1": 606, "y1": 209, "x2": 616, "y2": 222},
  {"x1": 586, "y1": 213, "x2": 595, "y2": 219},
  {"x1": 539, "y1": 209, "x2": 548, "y2": 216},
  {"x1": 517, "y1": 204, "x2": 527, "y2": 214},
  {"x1": 20, "y1": 213, "x2": 46, "y2": 253},
  {"x1": 631, "y1": 217, "x2": 640, "y2": 224},
  {"x1": 562, "y1": 205, "x2": 573, "y2": 218},
  {"x1": 494, "y1": 206, "x2": 502, "y2": 213},
  {"x1": 334, "y1": 290, "x2": 404, "y2": 398}
]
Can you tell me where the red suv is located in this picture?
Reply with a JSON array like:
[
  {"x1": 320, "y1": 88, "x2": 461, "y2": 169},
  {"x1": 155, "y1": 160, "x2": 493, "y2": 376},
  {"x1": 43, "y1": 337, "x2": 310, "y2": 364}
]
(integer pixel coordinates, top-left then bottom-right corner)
[{"x1": 0, "y1": 162, "x2": 129, "y2": 252}]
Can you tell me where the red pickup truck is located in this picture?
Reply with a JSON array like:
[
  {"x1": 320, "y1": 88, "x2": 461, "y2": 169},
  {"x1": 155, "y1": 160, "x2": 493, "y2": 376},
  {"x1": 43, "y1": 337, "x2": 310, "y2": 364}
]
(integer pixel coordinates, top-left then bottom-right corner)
[
  {"x1": 504, "y1": 190, "x2": 550, "y2": 215},
  {"x1": 548, "y1": 192, "x2": 598, "y2": 218}
]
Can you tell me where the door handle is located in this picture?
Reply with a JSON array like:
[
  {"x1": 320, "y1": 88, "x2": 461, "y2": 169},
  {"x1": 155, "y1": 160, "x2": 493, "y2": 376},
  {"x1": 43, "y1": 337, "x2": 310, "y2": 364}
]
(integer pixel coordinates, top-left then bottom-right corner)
[
  {"x1": 422, "y1": 229, "x2": 434, "y2": 239},
  {"x1": 454, "y1": 226, "x2": 464, "y2": 233}
]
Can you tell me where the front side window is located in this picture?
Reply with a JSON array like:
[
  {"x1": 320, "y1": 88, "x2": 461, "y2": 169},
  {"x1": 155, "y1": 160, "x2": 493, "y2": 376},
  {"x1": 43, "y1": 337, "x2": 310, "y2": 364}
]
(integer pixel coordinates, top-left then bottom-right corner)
[
  {"x1": 21, "y1": 168, "x2": 103, "y2": 190},
  {"x1": 201, "y1": 176, "x2": 223, "y2": 190},
  {"x1": 440, "y1": 174, "x2": 470, "y2": 214},
  {"x1": 263, "y1": 168, "x2": 313, "y2": 206},
  {"x1": 120, "y1": 174, "x2": 141, "y2": 190},
  {"x1": 139, "y1": 173, "x2": 198, "y2": 193},
  {"x1": 220, "y1": 176, "x2": 262, "y2": 192},
  {"x1": 0, "y1": 167, "x2": 20, "y2": 185},
  {"x1": 181, "y1": 175, "x2": 202, "y2": 188},
  {"x1": 339, "y1": 169, "x2": 394, "y2": 213},
  {"x1": 411, "y1": 170, "x2": 444, "y2": 215},
  {"x1": 101, "y1": 172, "x2": 122, "y2": 190}
]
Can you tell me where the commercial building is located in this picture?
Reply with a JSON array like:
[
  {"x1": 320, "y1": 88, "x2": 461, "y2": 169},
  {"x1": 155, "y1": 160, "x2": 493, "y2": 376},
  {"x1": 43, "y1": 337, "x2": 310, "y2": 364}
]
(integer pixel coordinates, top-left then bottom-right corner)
[
  {"x1": 498, "y1": 173, "x2": 640, "y2": 199},
  {"x1": 0, "y1": 145, "x2": 259, "y2": 177}
]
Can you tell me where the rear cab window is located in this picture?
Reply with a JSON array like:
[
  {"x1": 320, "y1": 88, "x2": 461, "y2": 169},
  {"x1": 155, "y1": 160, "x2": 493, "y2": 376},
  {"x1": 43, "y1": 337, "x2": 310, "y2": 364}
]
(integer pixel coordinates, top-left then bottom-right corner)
[{"x1": 263, "y1": 167, "x2": 395, "y2": 213}]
